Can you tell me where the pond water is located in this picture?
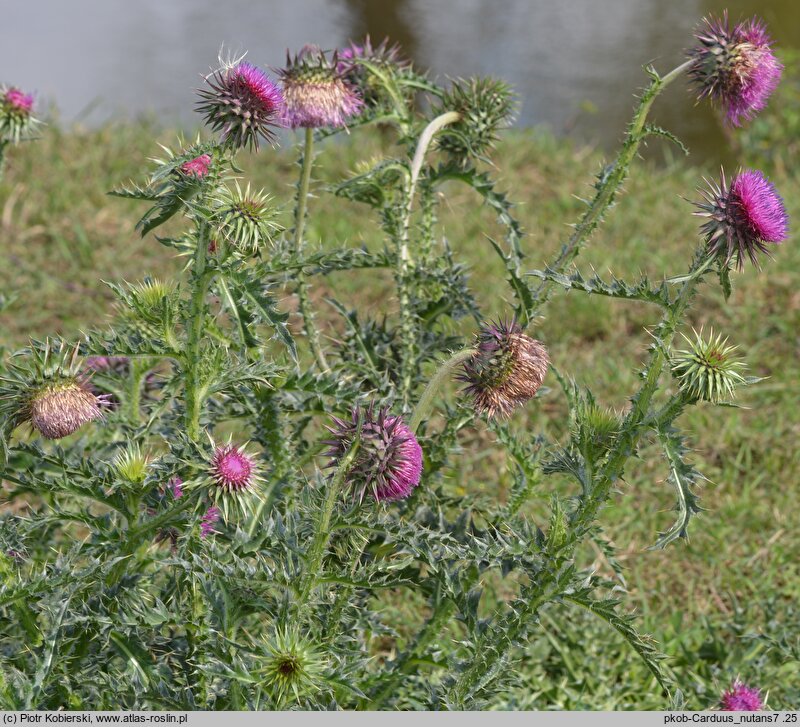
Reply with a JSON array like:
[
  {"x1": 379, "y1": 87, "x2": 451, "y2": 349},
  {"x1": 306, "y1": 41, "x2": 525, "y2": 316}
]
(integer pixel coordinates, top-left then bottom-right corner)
[{"x1": 2, "y1": 0, "x2": 799, "y2": 162}]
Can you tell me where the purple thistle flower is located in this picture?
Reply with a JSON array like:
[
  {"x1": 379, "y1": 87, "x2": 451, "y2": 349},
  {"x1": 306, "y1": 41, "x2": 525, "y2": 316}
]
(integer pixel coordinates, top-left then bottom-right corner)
[
  {"x1": 720, "y1": 680, "x2": 764, "y2": 711},
  {"x1": 210, "y1": 444, "x2": 256, "y2": 493},
  {"x1": 179, "y1": 153, "x2": 212, "y2": 179},
  {"x1": 199, "y1": 506, "x2": 221, "y2": 538},
  {"x1": 197, "y1": 60, "x2": 283, "y2": 150},
  {"x1": 170, "y1": 477, "x2": 184, "y2": 500},
  {"x1": 3, "y1": 88, "x2": 34, "y2": 114},
  {"x1": 688, "y1": 13, "x2": 782, "y2": 126},
  {"x1": 460, "y1": 320, "x2": 550, "y2": 418},
  {"x1": 280, "y1": 47, "x2": 363, "y2": 129},
  {"x1": 29, "y1": 380, "x2": 107, "y2": 440},
  {"x1": 695, "y1": 168, "x2": 789, "y2": 270},
  {"x1": 324, "y1": 405, "x2": 423, "y2": 502}
]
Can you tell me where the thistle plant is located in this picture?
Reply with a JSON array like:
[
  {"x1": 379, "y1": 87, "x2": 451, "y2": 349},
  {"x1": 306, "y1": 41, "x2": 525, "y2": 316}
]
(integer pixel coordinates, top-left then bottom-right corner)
[
  {"x1": 0, "y1": 85, "x2": 39, "y2": 180},
  {"x1": 0, "y1": 13, "x2": 795, "y2": 712}
]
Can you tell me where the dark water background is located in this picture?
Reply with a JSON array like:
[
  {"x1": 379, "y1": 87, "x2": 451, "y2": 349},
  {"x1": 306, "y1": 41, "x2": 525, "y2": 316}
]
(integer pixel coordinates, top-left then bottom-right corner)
[{"x1": 2, "y1": 0, "x2": 799, "y2": 161}]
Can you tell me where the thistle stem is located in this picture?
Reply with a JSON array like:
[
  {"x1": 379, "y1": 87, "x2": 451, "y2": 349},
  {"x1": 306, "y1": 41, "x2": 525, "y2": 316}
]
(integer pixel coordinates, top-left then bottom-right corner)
[
  {"x1": 408, "y1": 347, "x2": 476, "y2": 434},
  {"x1": 184, "y1": 222, "x2": 212, "y2": 441},
  {"x1": 298, "y1": 439, "x2": 360, "y2": 606},
  {"x1": 0, "y1": 141, "x2": 6, "y2": 182},
  {"x1": 294, "y1": 127, "x2": 329, "y2": 372},
  {"x1": 531, "y1": 59, "x2": 693, "y2": 313},
  {"x1": 448, "y1": 249, "x2": 710, "y2": 706},
  {"x1": 397, "y1": 111, "x2": 462, "y2": 404}
]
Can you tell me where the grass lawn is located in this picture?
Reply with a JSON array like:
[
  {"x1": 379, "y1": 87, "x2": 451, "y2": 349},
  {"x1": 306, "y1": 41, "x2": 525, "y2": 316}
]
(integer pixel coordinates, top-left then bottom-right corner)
[{"x1": 1, "y1": 116, "x2": 798, "y2": 708}]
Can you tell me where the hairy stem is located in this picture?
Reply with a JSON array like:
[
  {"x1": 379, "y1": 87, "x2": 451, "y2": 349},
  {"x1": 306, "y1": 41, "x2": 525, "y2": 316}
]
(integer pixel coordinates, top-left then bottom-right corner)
[
  {"x1": 530, "y1": 60, "x2": 692, "y2": 314},
  {"x1": 298, "y1": 439, "x2": 360, "y2": 606},
  {"x1": 398, "y1": 112, "x2": 462, "y2": 404},
  {"x1": 294, "y1": 127, "x2": 329, "y2": 372},
  {"x1": 408, "y1": 347, "x2": 476, "y2": 433},
  {"x1": 184, "y1": 222, "x2": 212, "y2": 441}
]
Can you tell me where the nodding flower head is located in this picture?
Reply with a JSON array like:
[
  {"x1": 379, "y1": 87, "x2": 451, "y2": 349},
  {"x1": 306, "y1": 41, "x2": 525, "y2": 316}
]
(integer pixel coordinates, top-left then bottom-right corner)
[
  {"x1": 28, "y1": 380, "x2": 106, "y2": 440},
  {"x1": 199, "y1": 506, "x2": 220, "y2": 538},
  {"x1": 460, "y1": 320, "x2": 549, "y2": 418},
  {"x1": 695, "y1": 168, "x2": 788, "y2": 270},
  {"x1": 179, "y1": 153, "x2": 212, "y2": 179},
  {"x1": 336, "y1": 36, "x2": 408, "y2": 108},
  {"x1": 324, "y1": 405, "x2": 423, "y2": 502},
  {"x1": 1, "y1": 86, "x2": 38, "y2": 144},
  {"x1": 720, "y1": 680, "x2": 764, "y2": 711},
  {"x1": 671, "y1": 329, "x2": 747, "y2": 403},
  {"x1": 196, "y1": 59, "x2": 283, "y2": 150},
  {"x1": 279, "y1": 46, "x2": 363, "y2": 129},
  {"x1": 0, "y1": 341, "x2": 107, "y2": 440},
  {"x1": 688, "y1": 14, "x2": 782, "y2": 126},
  {"x1": 436, "y1": 77, "x2": 516, "y2": 167}
]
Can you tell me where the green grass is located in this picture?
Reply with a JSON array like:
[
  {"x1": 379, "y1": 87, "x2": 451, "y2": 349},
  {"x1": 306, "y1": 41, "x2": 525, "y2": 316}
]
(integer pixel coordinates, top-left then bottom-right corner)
[{"x1": 1, "y1": 118, "x2": 798, "y2": 708}]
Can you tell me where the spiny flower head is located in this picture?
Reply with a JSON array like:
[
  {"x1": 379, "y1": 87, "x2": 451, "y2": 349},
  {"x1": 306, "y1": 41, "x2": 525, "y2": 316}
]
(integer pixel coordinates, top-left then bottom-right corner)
[
  {"x1": 460, "y1": 320, "x2": 549, "y2": 418},
  {"x1": 324, "y1": 405, "x2": 423, "y2": 502},
  {"x1": 4, "y1": 88, "x2": 33, "y2": 113},
  {"x1": 29, "y1": 381, "x2": 105, "y2": 440},
  {"x1": 1, "y1": 85, "x2": 39, "y2": 144},
  {"x1": 279, "y1": 46, "x2": 363, "y2": 129},
  {"x1": 671, "y1": 329, "x2": 747, "y2": 403},
  {"x1": 180, "y1": 437, "x2": 263, "y2": 520},
  {"x1": 572, "y1": 398, "x2": 620, "y2": 461},
  {"x1": 113, "y1": 444, "x2": 150, "y2": 484},
  {"x1": 199, "y1": 506, "x2": 220, "y2": 538},
  {"x1": 212, "y1": 182, "x2": 281, "y2": 253},
  {"x1": 688, "y1": 13, "x2": 782, "y2": 126},
  {"x1": 336, "y1": 36, "x2": 408, "y2": 109},
  {"x1": 0, "y1": 341, "x2": 107, "y2": 440},
  {"x1": 436, "y1": 77, "x2": 516, "y2": 167},
  {"x1": 197, "y1": 58, "x2": 283, "y2": 150},
  {"x1": 720, "y1": 680, "x2": 764, "y2": 711},
  {"x1": 259, "y1": 627, "x2": 328, "y2": 706},
  {"x1": 179, "y1": 153, "x2": 212, "y2": 178},
  {"x1": 695, "y1": 168, "x2": 788, "y2": 270},
  {"x1": 210, "y1": 443, "x2": 256, "y2": 493}
]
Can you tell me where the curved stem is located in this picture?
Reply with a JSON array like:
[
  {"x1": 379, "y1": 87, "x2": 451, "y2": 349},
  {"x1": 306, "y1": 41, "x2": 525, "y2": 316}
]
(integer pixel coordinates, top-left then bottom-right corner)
[
  {"x1": 530, "y1": 60, "x2": 692, "y2": 314},
  {"x1": 408, "y1": 347, "x2": 475, "y2": 433},
  {"x1": 294, "y1": 127, "x2": 329, "y2": 372},
  {"x1": 397, "y1": 111, "x2": 462, "y2": 403}
]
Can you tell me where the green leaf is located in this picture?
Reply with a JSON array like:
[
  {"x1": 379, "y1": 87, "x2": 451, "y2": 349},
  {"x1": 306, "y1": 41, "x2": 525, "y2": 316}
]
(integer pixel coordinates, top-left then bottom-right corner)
[
  {"x1": 527, "y1": 266, "x2": 672, "y2": 307},
  {"x1": 718, "y1": 264, "x2": 733, "y2": 302},
  {"x1": 652, "y1": 425, "x2": 705, "y2": 549},
  {"x1": 564, "y1": 581, "x2": 672, "y2": 696},
  {"x1": 227, "y1": 269, "x2": 297, "y2": 361},
  {"x1": 108, "y1": 632, "x2": 154, "y2": 688}
]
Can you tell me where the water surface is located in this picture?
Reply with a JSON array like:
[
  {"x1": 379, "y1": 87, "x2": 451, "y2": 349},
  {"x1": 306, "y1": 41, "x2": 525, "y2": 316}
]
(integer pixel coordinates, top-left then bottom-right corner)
[{"x1": 2, "y1": 0, "x2": 799, "y2": 161}]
